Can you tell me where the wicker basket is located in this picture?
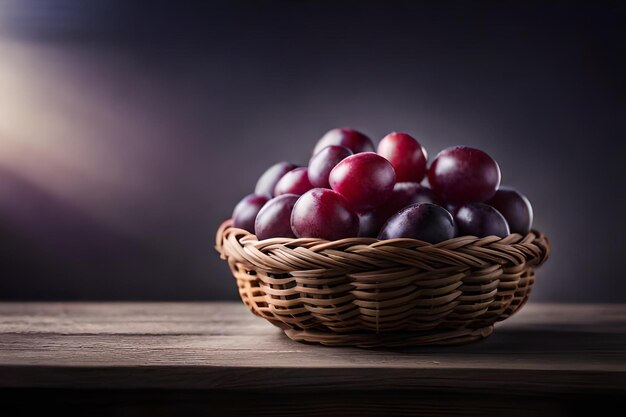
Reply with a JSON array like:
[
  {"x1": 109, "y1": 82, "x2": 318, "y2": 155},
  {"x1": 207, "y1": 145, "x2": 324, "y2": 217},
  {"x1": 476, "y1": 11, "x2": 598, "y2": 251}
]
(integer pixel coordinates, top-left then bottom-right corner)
[{"x1": 215, "y1": 219, "x2": 550, "y2": 348}]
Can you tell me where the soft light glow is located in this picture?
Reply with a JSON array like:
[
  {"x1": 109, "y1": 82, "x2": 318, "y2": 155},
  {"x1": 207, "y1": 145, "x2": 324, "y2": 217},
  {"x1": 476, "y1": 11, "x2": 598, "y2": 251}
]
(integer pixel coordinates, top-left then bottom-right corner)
[{"x1": 0, "y1": 38, "x2": 166, "y2": 236}]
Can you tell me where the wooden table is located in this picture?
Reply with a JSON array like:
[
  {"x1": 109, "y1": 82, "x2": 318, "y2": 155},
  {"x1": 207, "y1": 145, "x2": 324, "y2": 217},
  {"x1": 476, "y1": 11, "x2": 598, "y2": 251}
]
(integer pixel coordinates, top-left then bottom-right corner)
[{"x1": 0, "y1": 302, "x2": 624, "y2": 416}]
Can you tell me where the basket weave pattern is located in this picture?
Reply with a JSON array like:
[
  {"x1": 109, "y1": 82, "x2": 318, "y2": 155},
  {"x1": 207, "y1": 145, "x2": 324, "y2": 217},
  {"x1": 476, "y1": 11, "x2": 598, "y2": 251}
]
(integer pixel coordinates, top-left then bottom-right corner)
[{"x1": 216, "y1": 220, "x2": 550, "y2": 347}]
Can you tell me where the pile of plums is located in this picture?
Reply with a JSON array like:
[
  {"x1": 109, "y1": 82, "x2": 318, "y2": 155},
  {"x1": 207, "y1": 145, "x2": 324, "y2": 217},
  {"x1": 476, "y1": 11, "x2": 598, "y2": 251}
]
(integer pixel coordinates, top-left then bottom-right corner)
[{"x1": 231, "y1": 128, "x2": 533, "y2": 243}]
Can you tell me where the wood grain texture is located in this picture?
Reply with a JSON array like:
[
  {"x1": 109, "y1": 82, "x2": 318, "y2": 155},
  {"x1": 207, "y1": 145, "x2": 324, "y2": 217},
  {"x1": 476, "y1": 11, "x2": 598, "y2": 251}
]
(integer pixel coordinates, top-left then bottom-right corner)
[{"x1": 0, "y1": 302, "x2": 625, "y2": 397}]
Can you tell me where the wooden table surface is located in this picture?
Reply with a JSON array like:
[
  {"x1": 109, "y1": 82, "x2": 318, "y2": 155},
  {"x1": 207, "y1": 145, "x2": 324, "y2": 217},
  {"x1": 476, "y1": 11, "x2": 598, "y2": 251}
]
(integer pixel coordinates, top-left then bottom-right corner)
[{"x1": 1, "y1": 302, "x2": 625, "y2": 416}]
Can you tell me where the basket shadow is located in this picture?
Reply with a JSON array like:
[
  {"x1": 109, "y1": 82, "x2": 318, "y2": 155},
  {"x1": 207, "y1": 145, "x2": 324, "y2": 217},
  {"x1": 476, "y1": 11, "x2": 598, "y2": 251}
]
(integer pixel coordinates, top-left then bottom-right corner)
[
  {"x1": 365, "y1": 328, "x2": 626, "y2": 357},
  {"x1": 275, "y1": 326, "x2": 626, "y2": 358}
]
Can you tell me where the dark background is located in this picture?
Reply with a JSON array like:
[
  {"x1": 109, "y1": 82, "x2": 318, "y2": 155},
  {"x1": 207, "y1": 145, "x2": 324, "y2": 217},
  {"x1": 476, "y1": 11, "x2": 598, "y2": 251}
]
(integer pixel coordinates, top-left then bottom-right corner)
[{"x1": 0, "y1": 1, "x2": 624, "y2": 302}]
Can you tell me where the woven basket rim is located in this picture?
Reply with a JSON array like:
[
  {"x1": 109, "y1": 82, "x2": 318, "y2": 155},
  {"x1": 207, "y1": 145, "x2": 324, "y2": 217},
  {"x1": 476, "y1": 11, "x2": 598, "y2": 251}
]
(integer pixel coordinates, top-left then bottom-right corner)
[
  {"x1": 216, "y1": 219, "x2": 550, "y2": 273},
  {"x1": 216, "y1": 218, "x2": 549, "y2": 251}
]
